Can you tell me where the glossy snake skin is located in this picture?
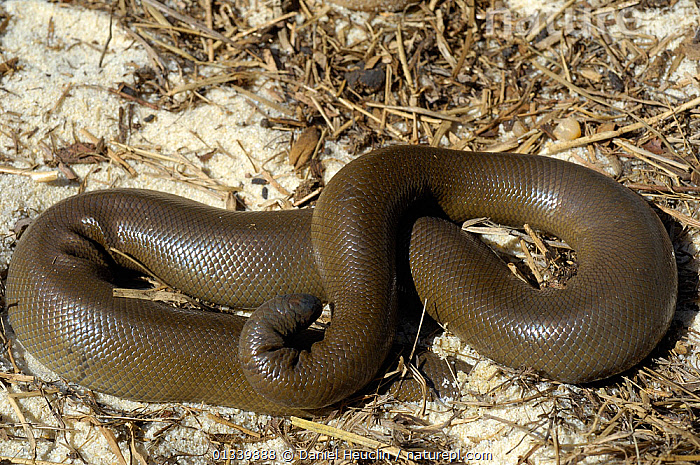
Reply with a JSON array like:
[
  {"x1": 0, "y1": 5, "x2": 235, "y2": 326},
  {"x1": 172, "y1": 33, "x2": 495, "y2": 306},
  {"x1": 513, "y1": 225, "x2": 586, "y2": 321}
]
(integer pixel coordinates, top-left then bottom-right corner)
[{"x1": 6, "y1": 146, "x2": 677, "y2": 414}]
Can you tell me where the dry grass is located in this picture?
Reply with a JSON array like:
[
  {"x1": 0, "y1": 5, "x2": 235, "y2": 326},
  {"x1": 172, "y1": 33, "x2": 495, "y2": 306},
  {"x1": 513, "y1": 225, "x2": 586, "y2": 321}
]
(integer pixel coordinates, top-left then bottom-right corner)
[{"x1": 1, "y1": 0, "x2": 699, "y2": 464}]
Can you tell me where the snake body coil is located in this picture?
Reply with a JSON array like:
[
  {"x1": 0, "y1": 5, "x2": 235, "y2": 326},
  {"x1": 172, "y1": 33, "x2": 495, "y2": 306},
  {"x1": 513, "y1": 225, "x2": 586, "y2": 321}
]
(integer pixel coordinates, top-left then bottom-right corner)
[{"x1": 5, "y1": 146, "x2": 677, "y2": 414}]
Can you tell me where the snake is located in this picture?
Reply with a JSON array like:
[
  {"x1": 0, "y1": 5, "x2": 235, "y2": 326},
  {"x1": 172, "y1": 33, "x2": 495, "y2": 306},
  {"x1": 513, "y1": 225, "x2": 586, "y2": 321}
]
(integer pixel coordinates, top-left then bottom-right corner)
[{"x1": 5, "y1": 146, "x2": 677, "y2": 415}]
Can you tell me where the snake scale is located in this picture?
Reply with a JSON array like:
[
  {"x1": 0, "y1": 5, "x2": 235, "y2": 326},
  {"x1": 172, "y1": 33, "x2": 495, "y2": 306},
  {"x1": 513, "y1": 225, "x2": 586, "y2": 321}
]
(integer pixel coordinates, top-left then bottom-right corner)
[{"x1": 5, "y1": 146, "x2": 677, "y2": 414}]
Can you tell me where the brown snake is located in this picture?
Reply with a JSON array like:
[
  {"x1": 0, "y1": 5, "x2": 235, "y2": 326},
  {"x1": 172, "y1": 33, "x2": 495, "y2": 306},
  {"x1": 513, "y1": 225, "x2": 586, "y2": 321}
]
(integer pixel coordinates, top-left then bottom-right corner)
[{"x1": 5, "y1": 146, "x2": 677, "y2": 414}]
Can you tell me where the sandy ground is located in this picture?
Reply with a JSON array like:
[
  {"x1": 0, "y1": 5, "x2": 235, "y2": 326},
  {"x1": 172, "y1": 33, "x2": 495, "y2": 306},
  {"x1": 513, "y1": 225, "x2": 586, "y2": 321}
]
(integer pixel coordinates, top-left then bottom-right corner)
[{"x1": 1, "y1": 0, "x2": 698, "y2": 464}]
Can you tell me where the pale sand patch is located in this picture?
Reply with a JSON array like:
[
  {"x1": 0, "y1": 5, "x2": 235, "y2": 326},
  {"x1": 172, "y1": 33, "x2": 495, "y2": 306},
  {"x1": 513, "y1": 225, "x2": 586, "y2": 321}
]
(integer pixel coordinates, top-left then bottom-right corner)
[{"x1": 0, "y1": 1, "x2": 697, "y2": 464}]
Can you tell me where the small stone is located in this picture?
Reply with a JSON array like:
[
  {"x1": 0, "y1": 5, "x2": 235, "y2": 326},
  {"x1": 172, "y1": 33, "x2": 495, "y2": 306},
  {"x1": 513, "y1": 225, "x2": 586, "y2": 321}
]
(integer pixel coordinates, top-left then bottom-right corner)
[
  {"x1": 553, "y1": 117, "x2": 581, "y2": 141},
  {"x1": 512, "y1": 120, "x2": 528, "y2": 137}
]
